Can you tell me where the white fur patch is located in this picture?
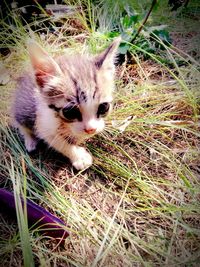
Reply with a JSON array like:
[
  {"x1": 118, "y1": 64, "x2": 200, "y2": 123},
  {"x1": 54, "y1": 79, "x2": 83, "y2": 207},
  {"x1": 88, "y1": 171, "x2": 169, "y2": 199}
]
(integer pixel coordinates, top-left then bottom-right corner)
[
  {"x1": 70, "y1": 146, "x2": 93, "y2": 170},
  {"x1": 36, "y1": 99, "x2": 59, "y2": 139}
]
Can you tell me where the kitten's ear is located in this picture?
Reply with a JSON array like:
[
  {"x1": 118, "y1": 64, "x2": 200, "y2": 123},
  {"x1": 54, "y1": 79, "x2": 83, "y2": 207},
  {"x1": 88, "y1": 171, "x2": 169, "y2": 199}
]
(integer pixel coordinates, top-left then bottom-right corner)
[
  {"x1": 27, "y1": 40, "x2": 62, "y2": 88},
  {"x1": 94, "y1": 37, "x2": 121, "y2": 71}
]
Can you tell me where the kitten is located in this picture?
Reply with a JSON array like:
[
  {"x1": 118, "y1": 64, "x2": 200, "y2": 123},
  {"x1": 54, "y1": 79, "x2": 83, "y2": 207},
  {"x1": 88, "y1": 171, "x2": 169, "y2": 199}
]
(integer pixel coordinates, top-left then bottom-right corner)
[{"x1": 12, "y1": 38, "x2": 120, "y2": 170}]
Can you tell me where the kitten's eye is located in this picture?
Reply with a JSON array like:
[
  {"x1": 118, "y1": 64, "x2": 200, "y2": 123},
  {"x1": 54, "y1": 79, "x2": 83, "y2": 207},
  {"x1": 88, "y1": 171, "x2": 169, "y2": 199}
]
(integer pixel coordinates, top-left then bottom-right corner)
[
  {"x1": 62, "y1": 106, "x2": 82, "y2": 121},
  {"x1": 97, "y1": 102, "x2": 110, "y2": 118}
]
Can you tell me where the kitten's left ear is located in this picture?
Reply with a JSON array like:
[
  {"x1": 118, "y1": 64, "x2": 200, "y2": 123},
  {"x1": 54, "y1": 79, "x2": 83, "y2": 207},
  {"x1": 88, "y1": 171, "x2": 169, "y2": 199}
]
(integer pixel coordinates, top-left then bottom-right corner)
[
  {"x1": 94, "y1": 37, "x2": 121, "y2": 72},
  {"x1": 27, "y1": 40, "x2": 62, "y2": 88}
]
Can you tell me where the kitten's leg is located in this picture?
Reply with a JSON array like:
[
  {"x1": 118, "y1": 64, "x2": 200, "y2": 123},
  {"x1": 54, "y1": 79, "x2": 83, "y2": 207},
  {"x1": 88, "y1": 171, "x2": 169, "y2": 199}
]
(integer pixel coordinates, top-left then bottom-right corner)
[
  {"x1": 18, "y1": 125, "x2": 38, "y2": 152},
  {"x1": 68, "y1": 145, "x2": 93, "y2": 170},
  {"x1": 48, "y1": 138, "x2": 92, "y2": 170}
]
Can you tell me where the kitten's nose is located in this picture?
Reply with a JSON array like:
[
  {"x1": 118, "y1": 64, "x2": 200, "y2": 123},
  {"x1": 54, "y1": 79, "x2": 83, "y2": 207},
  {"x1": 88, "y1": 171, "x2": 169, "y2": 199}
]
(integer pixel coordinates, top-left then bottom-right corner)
[{"x1": 84, "y1": 128, "x2": 96, "y2": 134}]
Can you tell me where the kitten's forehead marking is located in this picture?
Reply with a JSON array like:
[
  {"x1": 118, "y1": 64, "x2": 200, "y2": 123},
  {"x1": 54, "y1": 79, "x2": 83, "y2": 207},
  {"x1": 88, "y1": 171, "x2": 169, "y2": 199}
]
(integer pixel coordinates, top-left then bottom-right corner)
[
  {"x1": 68, "y1": 67, "x2": 99, "y2": 104},
  {"x1": 92, "y1": 70, "x2": 99, "y2": 99},
  {"x1": 58, "y1": 55, "x2": 111, "y2": 106},
  {"x1": 79, "y1": 91, "x2": 87, "y2": 102},
  {"x1": 69, "y1": 76, "x2": 80, "y2": 104}
]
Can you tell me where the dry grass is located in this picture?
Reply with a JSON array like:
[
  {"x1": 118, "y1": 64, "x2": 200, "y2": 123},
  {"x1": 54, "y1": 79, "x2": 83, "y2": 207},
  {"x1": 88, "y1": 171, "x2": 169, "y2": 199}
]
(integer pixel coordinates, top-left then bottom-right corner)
[{"x1": 0, "y1": 1, "x2": 200, "y2": 266}]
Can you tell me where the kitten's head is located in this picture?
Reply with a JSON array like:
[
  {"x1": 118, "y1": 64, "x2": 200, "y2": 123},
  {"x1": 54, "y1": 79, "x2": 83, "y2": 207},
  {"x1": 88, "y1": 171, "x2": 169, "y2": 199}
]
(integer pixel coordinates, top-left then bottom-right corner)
[{"x1": 28, "y1": 38, "x2": 121, "y2": 139}]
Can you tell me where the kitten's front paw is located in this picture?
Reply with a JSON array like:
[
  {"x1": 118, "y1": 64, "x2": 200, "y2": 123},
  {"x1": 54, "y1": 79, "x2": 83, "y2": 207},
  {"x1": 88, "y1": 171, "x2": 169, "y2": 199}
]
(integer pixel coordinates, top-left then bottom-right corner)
[
  {"x1": 24, "y1": 136, "x2": 38, "y2": 152},
  {"x1": 72, "y1": 147, "x2": 93, "y2": 170}
]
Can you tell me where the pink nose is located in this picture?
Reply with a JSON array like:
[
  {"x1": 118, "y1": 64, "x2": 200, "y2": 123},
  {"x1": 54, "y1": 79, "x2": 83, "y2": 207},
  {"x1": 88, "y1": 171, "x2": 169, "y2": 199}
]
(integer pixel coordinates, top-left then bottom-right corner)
[{"x1": 84, "y1": 128, "x2": 96, "y2": 134}]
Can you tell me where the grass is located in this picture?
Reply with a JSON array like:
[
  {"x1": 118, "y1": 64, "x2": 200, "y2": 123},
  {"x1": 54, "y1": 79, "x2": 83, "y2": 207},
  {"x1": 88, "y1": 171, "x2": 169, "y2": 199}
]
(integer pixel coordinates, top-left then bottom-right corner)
[{"x1": 0, "y1": 0, "x2": 200, "y2": 266}]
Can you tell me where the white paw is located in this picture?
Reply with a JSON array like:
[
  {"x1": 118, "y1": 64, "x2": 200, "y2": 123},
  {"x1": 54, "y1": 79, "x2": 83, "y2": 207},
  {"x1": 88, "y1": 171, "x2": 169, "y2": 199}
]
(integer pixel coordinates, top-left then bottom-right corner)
[
  {"x1": 24, "y1": 137, "x2": 38, "y2": 152},
  {"x1": 71, "y1": 147, "x2": 93, "y2": 170}
]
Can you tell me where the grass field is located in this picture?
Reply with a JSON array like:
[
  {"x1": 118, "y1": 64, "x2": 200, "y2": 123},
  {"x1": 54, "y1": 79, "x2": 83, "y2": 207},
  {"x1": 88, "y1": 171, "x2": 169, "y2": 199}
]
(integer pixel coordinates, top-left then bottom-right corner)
[{"x1": 0, "y1": 0, "x2": 200, "y2": 266}]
